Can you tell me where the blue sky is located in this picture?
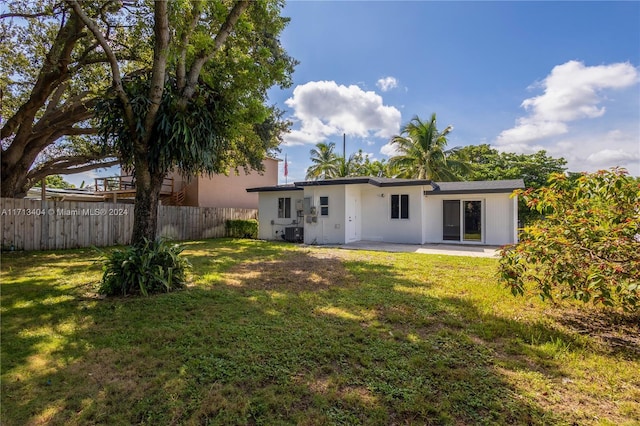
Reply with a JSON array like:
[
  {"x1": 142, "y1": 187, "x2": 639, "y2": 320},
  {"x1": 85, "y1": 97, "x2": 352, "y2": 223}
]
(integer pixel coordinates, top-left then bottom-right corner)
[
  {"x1": 266, "y1": 1, "x2": 640, "y2": 184},
  {"x1": 63, "y1": 1, "x2": 639, "y2": 187}
]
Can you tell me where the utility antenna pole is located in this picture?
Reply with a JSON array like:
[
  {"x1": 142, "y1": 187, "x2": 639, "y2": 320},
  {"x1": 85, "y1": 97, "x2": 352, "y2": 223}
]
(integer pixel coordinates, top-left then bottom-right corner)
[{"x1": 342, "y1": 133, "x2": 347, "y2": 176}]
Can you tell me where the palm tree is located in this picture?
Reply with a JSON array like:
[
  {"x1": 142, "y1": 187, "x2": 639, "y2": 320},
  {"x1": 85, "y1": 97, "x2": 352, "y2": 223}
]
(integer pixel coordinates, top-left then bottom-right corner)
[
  {"x1": 305, "y1": 142, "x2": 341, "y2": 180},
  {"x1": 361, "y1": 158, "x2": 391, "y2": 177},
  {"x1": 388, "y1": 113, "x2": 470, "y2": 181}
]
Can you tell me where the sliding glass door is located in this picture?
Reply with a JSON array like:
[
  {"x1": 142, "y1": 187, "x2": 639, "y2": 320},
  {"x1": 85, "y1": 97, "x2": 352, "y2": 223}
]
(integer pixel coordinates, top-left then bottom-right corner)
[
  {"x1": 443, "y1": 200, "x2": 460, "y2": 241},
  {"x1": 442, "y1": 200, "x2": 482, "y2": 242},
  {"x1": 463, "y1": 200, "x2": 482, "y2": 241}
]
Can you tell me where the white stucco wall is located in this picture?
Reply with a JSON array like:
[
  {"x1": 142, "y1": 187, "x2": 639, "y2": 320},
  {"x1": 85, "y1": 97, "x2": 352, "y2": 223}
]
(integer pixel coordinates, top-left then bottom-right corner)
[
  {"x1": 302, "y1": 186, "x2": 346, "y2": 245},
  {"x1": 484, "y1": 193, "x2": 518, "y2": 245},
  {"x1": 257, "y1": 184, "x2": 518, "y2": 246},
  {"x1": 423, "y1": 192, "x2": 517, "y2": 245},
  {"x1": 360, "y1": 186, "x2": 424, "y2": 244},
  {"x1": 256, "y1": 190, "x2": 304, "y2": 241}
]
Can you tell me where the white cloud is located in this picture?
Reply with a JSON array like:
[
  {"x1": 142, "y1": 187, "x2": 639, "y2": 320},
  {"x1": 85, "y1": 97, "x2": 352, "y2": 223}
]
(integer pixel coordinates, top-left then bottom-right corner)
[
  {"x1": 283, "y1": 80, "x2": 401, "y2": 146},
  {"x1": 503, "y1": 128, "x2": 640, "y2": 175},
  {"x1": 578, "y1": 129, "x2": 640, "y2": 173},
  {"x1": 380, "y1": 142, "x2": 401, "y2": 157},
  {"x1": 376, "y1": 76, "x2": 399, "y2": 92},
  {"x1": 496, "y1": 61, "x2": 639, "y2": 146},
  {"x1": 586, "y1": 149, "x2": 639, "y2": 166}
]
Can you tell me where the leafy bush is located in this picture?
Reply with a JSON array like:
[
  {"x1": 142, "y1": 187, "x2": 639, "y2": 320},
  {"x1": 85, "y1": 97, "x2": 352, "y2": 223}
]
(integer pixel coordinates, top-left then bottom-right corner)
[
  {"x1": 99, "y1": 239, "x2": 191, "y2": 296},
  {"x1": 226, "y1": 219, "x2": 258, "y2": 239},
  {"x1": 499, "y1": 169, "x2": 640, "y2": 311}
]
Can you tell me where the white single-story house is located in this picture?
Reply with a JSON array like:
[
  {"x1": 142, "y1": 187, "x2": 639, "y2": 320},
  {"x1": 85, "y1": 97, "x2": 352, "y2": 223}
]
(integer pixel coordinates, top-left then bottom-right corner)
[{"x1": 247, "y1": 177, "x2": 524, "y2": 246}]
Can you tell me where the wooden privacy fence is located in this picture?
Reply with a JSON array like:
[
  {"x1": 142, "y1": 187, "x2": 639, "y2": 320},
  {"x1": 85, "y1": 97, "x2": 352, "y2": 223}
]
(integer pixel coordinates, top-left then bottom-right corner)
[{"x1": 0, "y1": 198, "x2": 258, "y2": 251}]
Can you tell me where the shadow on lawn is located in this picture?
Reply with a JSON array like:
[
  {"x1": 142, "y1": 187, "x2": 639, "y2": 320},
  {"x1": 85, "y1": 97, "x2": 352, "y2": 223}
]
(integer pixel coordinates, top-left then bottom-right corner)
[
  {"x1": 1, "y1": 250, "x2": 102, "y2": 372},
  {"x1": 0, "y1": 244, "x2": 628, "y2": 425}
]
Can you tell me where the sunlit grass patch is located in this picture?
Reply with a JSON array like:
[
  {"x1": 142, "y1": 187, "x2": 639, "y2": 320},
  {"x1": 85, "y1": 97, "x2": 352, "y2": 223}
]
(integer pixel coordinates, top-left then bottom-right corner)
[{"x1": 1, "y1": 238, "x2": 638, "y2": 425}]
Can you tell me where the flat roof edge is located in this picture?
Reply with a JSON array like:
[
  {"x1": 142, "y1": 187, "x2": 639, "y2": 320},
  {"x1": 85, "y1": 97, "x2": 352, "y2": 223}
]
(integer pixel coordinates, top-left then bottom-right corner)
[
  {"x1": 246, "y1": 186, "x2": 303, "y2": 193},
  {"x1": 431, "y1": 188, "x2": 521, "y2": 195}
]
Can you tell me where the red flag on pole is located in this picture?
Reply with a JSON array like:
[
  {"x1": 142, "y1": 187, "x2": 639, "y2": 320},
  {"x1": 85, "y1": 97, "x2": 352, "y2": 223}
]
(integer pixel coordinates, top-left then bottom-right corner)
[{"x1": 284, "y1": 154, "x2": 288, "y2": 177}]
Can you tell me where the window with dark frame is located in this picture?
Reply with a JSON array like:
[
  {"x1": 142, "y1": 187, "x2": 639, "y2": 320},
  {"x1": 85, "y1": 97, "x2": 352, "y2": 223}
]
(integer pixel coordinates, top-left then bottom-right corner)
[
  {"x1": 320, "y1": 196, "x2": 329, "y2": 216},
  {"x1": 391, "y1": 194, "x2": 409, "y2": 219},
  {"x1": 278, "y1": 197, "x2": 291, "y2": 218}
]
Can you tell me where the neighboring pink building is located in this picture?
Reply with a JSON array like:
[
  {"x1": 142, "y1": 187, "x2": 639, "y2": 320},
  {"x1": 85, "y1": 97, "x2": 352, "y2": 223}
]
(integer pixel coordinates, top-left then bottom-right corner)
[
  {"x1": 97, "y1": 158, "x2": 279, "y2": 208},
  {"x1": 168, "y1": 157, "x2": 279, "y2": 209}
]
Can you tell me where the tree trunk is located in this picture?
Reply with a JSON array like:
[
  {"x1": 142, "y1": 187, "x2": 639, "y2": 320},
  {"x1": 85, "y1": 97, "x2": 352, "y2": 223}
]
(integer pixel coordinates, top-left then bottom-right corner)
[
  {"x1": 0, "y1": 165, "x2": 28, "y2": 198},
  {"x1": 130, "y1": 158, "x2": 165, "y2": 245},
  {"x1": 1, "y1": 127, "x2": 91, "y2": 198},
  {"x1": 1, "y1": 152, "x2": 36, "y2": 198}
]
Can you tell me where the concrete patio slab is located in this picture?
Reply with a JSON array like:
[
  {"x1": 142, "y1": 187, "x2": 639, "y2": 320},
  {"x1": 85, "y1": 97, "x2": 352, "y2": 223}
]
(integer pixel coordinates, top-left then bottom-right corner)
[{"x1": 325, "y1": 240, "x2": 501, "y2": 258}]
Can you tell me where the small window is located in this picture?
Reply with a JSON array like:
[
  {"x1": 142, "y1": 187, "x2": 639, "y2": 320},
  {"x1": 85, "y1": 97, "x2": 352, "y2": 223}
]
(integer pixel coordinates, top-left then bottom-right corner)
[
  {"x1": 320, "y1": 196, "x2": 329, "y2": 216},
  {"x1": 278, "y1": 197, "x2": 291, "y2": 218},
  {"x1": 391, "y1": 194, "x2": 409, "y2": 219}
]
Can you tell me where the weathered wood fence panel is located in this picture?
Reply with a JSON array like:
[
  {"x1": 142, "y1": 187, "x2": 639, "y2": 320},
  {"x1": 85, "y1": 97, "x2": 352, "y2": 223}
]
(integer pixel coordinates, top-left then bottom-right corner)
[{"x1": 0, "y1": 198, "x2": 257, "y2": 251}]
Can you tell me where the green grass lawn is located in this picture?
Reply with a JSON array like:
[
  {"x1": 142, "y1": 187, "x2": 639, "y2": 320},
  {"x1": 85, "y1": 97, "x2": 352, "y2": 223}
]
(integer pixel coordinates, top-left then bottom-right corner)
[{"x1": 1, "y1": 239, "x2": 638, "y2": 425}]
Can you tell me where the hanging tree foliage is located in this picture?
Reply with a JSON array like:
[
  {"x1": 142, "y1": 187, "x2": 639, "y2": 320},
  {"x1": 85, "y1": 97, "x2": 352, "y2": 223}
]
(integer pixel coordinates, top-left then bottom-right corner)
[
  {"x1": 74, "y1": 0, "x2": 296, "y2": 244},
  {"x1": 0, "y1": 0, "x2": 148, "y2": 197}
]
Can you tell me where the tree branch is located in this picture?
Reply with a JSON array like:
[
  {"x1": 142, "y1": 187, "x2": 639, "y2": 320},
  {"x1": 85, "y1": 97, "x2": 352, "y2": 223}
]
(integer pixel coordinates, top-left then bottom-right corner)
[
  {"x1": 44, "y1": 81, "x2": 69, "y2": 116},
  {"x1": 1, "y1": 11, "x2": 84, "y2": 144},
  {"x1": 67, "y1": 0, "x2": 134, "y2": 125},
  {"x1": 49, "y1": 125, "x2": 96, "y2": 142},
  {"x1": 176, "y1": 1, "x2": 201, "y2": 91},
  {"x1": 180, "y1": 0, "x2": 250, "y2": 105},
  {"x1": 1, "y1": 10, "x2": 59, "y2": 19},
  {"x1": 61, "y1": 127, "x2": 98, "y2": 137},
  {"x1": 74, "y1": 40, "x2": 101, "y2": 65},
  {"x1": 33, "y1": 94, "x2": 96, "y2": 135},
  {"x1": 27, "y1": 155, "x2": 119, "y2": 183},
  {"x1": 142, "y1": 0, "x2": 170, "y2": 143}
]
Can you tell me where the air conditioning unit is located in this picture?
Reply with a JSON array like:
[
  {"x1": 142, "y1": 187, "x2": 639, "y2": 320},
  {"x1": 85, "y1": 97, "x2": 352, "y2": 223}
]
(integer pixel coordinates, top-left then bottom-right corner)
[{"x1": 284, "y1": 226, "x2": 304, "y2": 243}]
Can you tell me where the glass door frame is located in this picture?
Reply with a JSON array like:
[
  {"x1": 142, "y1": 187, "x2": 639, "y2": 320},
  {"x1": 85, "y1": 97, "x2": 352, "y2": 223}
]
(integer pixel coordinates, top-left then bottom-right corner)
[{"x1": 442, "y1": 199, "x2": 484, "y2": 243}]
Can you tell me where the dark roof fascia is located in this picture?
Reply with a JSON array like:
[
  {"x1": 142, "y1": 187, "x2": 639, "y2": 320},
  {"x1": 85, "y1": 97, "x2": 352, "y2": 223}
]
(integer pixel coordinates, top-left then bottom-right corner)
[
  {"x1": 431, "y1": 188, "x2": 520, "y2": 195},
  {"x1": 295, "y1": 177, "x2": 434, "y2": 188},
  {"x1": 376, "y1": 180, "x2": 433, "y2": 187},
  {"x1": 294, "y1": 177, "x2": 373, "y2": 187},
  {"x1": 429, "y1": 179, "x2": 525, "y2": 194},
  {"x1": 246, "y1": 185, "x2": 302, "y2": 193},
  {"x1": 248, "y1": 178, "x2": 524, "y2": 193}
]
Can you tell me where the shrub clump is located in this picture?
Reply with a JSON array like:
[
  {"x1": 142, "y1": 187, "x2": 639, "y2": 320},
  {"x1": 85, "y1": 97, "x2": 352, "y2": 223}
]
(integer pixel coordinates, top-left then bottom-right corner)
[
  {"x1": 499, "y1": 168, "x2": 639, "y2": 311},
  {"x1": 226, "y1": 219, "x2": 258, "y2": 239},
  {"x1": 99, "y1": 239, "x2": 190, "y2": 296}
]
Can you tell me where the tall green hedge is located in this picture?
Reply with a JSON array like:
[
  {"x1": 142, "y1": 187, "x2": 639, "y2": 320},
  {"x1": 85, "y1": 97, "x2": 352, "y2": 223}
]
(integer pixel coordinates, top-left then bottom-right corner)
[{"x1": 225, "y1": 219, "x2": 258, "y2": 239}]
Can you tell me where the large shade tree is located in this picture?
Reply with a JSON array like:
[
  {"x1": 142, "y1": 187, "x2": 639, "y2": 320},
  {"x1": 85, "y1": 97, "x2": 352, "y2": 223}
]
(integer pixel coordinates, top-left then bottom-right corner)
[
  {"x1": 388, "y1": 113, "x2": 469, "y2": 181},
  {"x1": 450, "y1": 144, "x2": 568, "y2": 224},
  {"x1": 0, "y1": 0, "x2": 147, "y2": 198},
  {"x1": 451, "y1": 144, "x2": 567, "y2": 188},
  {"x1": 75, "y1": 0, "x2": 295, "y2": 244}
]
